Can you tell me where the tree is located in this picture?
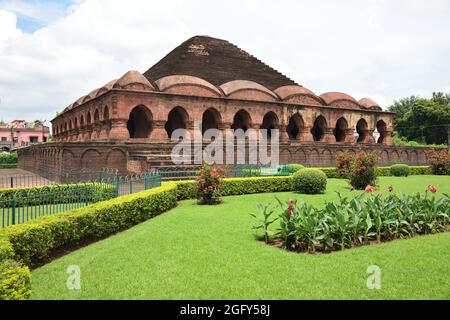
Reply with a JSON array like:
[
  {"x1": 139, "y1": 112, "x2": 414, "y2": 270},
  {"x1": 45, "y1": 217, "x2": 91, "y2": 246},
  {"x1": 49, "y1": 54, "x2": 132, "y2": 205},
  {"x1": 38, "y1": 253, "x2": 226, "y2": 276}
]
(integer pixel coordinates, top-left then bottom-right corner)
[{"x1": 388, "y1": 92, "x2": 450, "y2": 145}]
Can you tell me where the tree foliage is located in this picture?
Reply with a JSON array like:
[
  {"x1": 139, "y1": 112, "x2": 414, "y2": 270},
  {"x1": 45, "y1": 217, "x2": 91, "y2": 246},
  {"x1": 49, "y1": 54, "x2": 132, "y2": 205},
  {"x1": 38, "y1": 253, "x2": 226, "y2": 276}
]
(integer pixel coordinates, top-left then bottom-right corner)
[{"x1": 389, "y1": 92, "x2": 450, "y2": 145}]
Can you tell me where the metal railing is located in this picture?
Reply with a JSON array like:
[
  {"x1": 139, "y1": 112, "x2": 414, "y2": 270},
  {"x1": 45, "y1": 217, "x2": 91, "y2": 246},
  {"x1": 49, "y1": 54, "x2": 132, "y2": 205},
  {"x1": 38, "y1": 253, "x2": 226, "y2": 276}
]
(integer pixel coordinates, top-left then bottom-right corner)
[{"x1": 0, "y1": 171, "x2": 161, "y2": 228}]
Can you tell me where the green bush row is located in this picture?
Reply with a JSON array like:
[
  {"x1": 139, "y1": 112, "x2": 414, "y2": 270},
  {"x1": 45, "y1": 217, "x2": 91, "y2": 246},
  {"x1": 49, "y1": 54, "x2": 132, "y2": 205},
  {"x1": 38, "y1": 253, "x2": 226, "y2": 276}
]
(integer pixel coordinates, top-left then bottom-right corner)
[
  {"x1": 0, "y1": 164, "x2": 18, "y2": 169},
  {"x1": 0, "y1": 183, "x2": 117, "y2": 208},
  {"x1": 0, "y1": 153, "x2": 17, "y2": 165},
  {"x1": 313, "y1": 166, "x2": 432, "y2": 178},
  {"x1": 0, "y1": 259, "x2": 31, "y2": 300},
  {"x1": 176, "y1": 177, "x2": 293, "y2": 200}
]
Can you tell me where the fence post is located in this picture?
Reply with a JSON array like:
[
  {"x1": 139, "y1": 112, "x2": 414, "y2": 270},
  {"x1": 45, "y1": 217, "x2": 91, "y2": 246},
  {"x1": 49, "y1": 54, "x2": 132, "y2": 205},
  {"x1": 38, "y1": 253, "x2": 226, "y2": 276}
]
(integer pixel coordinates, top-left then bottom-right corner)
[
  {"x1": 10, "y1": 176, "x2": 13, "y2": 188},
  {"x1": 114, "y1": 176, "x2": 120, "y2": 197},
  {"x1": 11, "y1": 193, "x2": 16, "y2": 225}
]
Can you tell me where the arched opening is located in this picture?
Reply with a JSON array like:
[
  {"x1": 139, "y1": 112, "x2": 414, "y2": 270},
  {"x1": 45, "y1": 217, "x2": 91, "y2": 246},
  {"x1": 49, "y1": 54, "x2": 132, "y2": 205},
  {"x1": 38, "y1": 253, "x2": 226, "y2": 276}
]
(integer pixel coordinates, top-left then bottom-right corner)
[
  {"x1": 69, "y1": 120, "x2": 72, "y2": 130},
  {"x1": 202, "y1": 108, "x2": 221, "y2": 135},
  {"x1": 231, "y1": 110, "x2": 252, "y2": 132},
  {"x1": 287, "y1": 114, "x2": 304, "y2": 140},
  {"x1": 356, "y1": 119, "x2": 369, "y2": 143},
  {"x1": 127, "y1": 106, "x2": 153, "y2": 139},
  {"x1": 334, "y1": 117, "x2": 348, "y2": 142},
  {"x1": 80, "y1": 115, "x2": 85, "y2": 126},
  {"x1": 165, "y1": 106, "x2": 189, "y2": 138},
  {"x1": 376, "y1": 120, "x2": 387, "y2": 144},
  {"x1": 261, "y1": 111, "x2": 279, "y2": 138},
  {"x1": 311, "y1": 116, "x2": 327, "y2": 142},
  {"x1": 94, "y1": 109, "x2": 100, "y2": 123},
  {"x1": 74, "y1": 117, "x2": 78, "y2": 129},
  {"x1": 103, "y1": 107, "x2": 110, "y2": 122}
]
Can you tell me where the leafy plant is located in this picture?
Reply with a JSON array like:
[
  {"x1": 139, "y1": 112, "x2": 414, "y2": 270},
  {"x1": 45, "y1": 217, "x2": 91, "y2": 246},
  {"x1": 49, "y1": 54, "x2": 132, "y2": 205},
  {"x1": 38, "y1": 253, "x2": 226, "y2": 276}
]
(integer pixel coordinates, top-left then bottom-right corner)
[
  {"x1": 391, "y1": 164, "x2": 410, "y2": 177},
  {"x1": 250, "y1": 203, "x2": 278, "y2": 243},
  {"x1": 292, "y1": 169, "x2": 327, "y2": 194},
  {"x1": 197, "y1": 163, "x2": 226, "y2": 205}
]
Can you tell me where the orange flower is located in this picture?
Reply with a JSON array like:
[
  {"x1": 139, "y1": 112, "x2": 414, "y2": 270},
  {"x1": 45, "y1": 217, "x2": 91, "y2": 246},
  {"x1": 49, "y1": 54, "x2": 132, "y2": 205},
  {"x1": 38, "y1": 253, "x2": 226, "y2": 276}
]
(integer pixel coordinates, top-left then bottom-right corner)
[{"x1": 428, "y1": 185, "x2": 437, "y2": 193}]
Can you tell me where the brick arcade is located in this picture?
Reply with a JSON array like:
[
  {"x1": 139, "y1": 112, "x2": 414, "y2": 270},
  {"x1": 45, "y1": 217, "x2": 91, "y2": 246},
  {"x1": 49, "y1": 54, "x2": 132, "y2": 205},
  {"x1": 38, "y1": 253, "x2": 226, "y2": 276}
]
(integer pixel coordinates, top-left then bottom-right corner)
[{"x1": 18, "y1": 36, "x2": 434, "y2": 175}]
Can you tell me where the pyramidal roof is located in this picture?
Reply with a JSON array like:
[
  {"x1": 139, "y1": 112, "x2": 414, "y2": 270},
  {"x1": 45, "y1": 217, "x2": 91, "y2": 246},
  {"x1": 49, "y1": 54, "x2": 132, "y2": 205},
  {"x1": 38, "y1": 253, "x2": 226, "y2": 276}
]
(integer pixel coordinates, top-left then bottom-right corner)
[{"x1": 144, "y1": 35, "x2": 299, "y2": 90}]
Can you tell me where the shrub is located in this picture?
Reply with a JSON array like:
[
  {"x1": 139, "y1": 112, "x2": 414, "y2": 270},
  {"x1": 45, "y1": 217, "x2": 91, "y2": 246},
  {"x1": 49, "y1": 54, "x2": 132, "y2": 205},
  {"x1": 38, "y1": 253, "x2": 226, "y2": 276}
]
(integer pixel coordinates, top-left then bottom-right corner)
[
  {"x1": 0, "y1": 153, "x2": 17, "y2": 165},
  {"x1": 0, "y1": 183, "x2": 178, "y2": 267},
  {"x1": 426, "y1": 150, "x2": 450, "y2": 175},
  {"x1": 286, "y1": 164, "x2": 305, "y2": 174},
  {"x1": 348, "y1": 151, "x2": 378, "y2": 190},
  {"x1": 317, "y1": 168, "x2": 339, "y2": 179},
  {"x1": 391, "y1": 164, "x2": 410, "y2": 177},
  {"x1": 0, "y1": 164, "x2": 17, "y2": 169},
  {"x1": 197, "y1": 163, "x2": 225, "y2": 205},
  {"x1": 0, "y1": 183, "x2": 117, "y2": 208},
  {"x1": 273, "y1": 192, "x2": 450, "y2": 253},
  {"x1": 0, "y1": 259, "x2": 31, "y2": 300},
  {"x1": 336, "y1": 152, "x2": 353, "y2": 178},
  {"x1": 292, "y1": 169, "x2": 327, "y2": 194}
]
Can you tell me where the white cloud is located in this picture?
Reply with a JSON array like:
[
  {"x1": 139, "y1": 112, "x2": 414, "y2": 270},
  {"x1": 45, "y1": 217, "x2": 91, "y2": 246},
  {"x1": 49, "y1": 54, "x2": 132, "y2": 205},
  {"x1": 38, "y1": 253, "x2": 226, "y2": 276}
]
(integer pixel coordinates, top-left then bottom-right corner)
[{"x1": 0, "y1": 0, "x2": 450, "y2": 123}]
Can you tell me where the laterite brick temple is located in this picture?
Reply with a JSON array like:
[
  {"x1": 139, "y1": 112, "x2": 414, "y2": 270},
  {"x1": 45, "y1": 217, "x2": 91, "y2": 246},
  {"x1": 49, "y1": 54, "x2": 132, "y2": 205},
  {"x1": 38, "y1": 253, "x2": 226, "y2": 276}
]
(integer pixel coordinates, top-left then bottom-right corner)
[{"x1": 18, "y1": 36, "x2": 436, "y2": 175}]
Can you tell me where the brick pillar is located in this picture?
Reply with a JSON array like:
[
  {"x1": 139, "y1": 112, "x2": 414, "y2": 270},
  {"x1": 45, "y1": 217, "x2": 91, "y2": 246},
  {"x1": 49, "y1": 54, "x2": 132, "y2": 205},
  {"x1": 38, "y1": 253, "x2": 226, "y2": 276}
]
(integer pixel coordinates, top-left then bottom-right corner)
[
  {"x1": 279, "y1": 125, "x2": 289, "y2": 142},
  {"x1": 151, "y1": 120, "x2": 168, "y2": 141},
  {"x1": 365, "y1": 129, "x2": 376, "y2": 144},
  {"x1": 299, "y1": 126, "x2": 314, "y2": 142},
  {"x1": 108, "y1": 120, "x2": 128, "y2": 140},
  {"x1": 382, "y1": 130, "x2": 393, "y2": 146},
  {"x1": 323, "y1": 128, "x2": 335, "y2": 143},
  {"x1": 98, "y1": 122, "x2": 110, "y2": 140},
  {"x1": 344, "y1": 129, "x2": 355, "y2": 143}
]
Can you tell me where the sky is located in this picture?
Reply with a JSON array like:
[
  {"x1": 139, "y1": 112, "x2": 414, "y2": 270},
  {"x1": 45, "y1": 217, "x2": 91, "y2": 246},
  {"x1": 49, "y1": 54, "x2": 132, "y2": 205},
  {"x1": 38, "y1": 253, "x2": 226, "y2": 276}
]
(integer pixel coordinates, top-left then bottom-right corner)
[{"x1": 0, "y1": 0, "x2": 449, "y2": 125}]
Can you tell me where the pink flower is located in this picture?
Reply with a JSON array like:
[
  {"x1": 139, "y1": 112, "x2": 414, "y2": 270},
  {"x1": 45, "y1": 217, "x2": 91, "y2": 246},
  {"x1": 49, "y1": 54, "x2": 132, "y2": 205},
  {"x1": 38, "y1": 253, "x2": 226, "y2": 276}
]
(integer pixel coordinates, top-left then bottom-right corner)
[
  {"x1": 428, "y1": 185, "x2": 437, "y2": 193},
  {"x1": 365, "y1": 185, "x2": 375, "y2": 193}
]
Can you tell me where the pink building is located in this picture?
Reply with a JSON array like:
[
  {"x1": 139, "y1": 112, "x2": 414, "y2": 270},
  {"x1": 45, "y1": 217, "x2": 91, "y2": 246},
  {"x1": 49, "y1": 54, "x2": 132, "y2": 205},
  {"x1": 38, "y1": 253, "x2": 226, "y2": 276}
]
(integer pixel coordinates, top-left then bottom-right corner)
[{"x1": 0, "y1": 120, "x2": 50, "y2": 151}]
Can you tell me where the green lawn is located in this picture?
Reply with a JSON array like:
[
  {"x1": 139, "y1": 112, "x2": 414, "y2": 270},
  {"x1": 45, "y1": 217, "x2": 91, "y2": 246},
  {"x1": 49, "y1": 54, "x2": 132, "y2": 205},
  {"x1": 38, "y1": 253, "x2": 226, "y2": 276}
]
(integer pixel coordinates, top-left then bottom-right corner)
[{"x1": 31, "y1": 176, "x2": 450, "y2": 300}]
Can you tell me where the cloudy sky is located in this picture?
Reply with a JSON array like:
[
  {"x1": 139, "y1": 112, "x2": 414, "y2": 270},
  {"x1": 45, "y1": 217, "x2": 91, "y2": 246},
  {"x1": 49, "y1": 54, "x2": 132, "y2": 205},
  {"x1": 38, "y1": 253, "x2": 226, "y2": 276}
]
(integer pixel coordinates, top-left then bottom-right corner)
[{"x1": 0, "y1": 0, "x2": 449, "y2": 124}]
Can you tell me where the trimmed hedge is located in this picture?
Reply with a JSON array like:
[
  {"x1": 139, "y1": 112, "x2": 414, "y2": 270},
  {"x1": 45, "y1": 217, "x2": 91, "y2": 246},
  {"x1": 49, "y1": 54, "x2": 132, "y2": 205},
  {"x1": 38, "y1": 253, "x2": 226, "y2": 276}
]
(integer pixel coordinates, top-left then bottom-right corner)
[
  {"x1": 0, "y1": 259, "x2": 31, "y2": 300},
  {"x1": 316, "y1": 166, "x2": 432, "y2": 178},
  {"x1": 0, "y1": 164, "x2": 17, "y2": 169},
  {"x1": 1, "y1": 183, "x2": 178, "y2": 267},
  {"x1": 0, "y1": 153, "x2": 17, "y2": 165},
  {"x1": 391, "y1": 164, "x2": 410, "y2": 177},
  {"x1": 176, "y1": 177, "x2": 293, "y2": 200},
  {"x1": 0, "y1": 183, "x2": 117, "y2": 207},
  {"x1": 292, "y1": 169, "x2": 327, "y2": 194},
  {"x1": 286, "y1": 164, "x2": 305, "y2": 174}
]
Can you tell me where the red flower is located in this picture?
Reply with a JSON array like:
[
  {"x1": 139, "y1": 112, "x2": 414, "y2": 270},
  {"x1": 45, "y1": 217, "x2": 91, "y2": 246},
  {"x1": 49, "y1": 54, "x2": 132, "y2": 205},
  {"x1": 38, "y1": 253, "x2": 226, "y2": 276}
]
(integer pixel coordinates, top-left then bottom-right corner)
[
  {"x1": 365, "y1": 185, "x2": 375, "y2": 193},
  {"x1": 428, "y1": 185, "x2": 437, "y2": 193},
  {"x1": 387, "y1": 185, "x2": 394, "y2": 193}
]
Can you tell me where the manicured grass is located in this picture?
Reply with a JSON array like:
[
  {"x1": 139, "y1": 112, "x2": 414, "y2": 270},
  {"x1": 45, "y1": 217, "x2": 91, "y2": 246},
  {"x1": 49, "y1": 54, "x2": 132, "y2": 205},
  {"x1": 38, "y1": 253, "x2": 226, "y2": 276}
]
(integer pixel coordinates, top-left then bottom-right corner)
[{"x1": 31, "y1": 176, "x2": 450, "y2": 300}]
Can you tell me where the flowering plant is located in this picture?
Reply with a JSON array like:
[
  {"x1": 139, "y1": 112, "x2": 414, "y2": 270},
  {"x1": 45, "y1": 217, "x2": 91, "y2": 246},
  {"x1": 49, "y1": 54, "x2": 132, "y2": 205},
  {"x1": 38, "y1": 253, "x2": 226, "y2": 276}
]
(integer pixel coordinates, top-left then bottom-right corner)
[
  {"x1": 336, "y1": 152, "x2": 353, "y2": 179},
  {"x1": 426, "y1": 150, "x2": 450, "y2": 176},
  {"x1": 348, "y1": 150, "x2": 378, "y2": 190},
  {"x1": 197, "y1": 163, "x2": 225, "y2": 205}
]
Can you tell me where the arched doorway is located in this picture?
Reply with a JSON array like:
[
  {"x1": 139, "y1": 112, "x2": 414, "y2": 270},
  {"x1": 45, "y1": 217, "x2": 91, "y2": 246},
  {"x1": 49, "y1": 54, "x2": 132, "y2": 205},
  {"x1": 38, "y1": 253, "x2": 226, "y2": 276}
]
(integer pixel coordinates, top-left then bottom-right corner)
[
  {"x1": 103, "y1": 106, "x2": 110, "y2": 122},
  {"x1": 94, "y1": 109, "x2": 100, "y2": 123},
  {"x1": 202, "y1": 108, "x2": 221, "y2": 135},
  {"x1": 165, "y1": 107, "x2": 189, "y2": 138},
  {"x1": 376, "y1": 120, "x2": 387, "y2": 144},
  {"x1": 261, "y1": 112, "x2": 279, "y2": 138},
  {"x1": 287, "y1": 114, "x2": 304, "y2": 140},
  {"x1": 311, "y1": 116, "x2": 327, "y2": 142},
  {"x1": 231, "y1": 110, "x2": 252, "y2": 132},
  {"x1": 127, "y1": 105, "x2": 153, "y2": 138},
  {"x1": 87, "y1": 112, "x2": 91, "y2": 125},
  {"x1": 80, "y1": 115, "x2": 85, "y2": 126},
  {"x1": 356, "y1": 119, "x2": 369, "y2": 143},
  {"x1": 334, "y1": 117, "x2": 348, "y2": 142}
]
